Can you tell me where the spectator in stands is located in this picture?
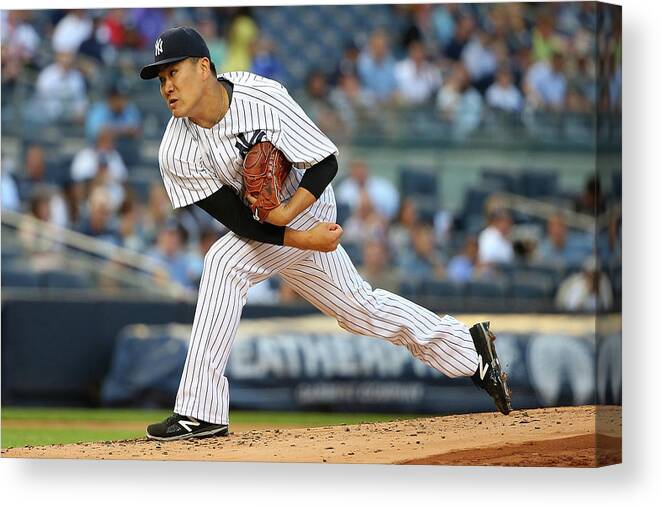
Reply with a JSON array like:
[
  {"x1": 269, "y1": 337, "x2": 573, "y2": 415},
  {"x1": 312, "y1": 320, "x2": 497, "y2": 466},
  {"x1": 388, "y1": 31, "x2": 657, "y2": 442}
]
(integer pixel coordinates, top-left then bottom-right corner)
[
  {"x1": 505, "y1": 4, "x2": 533, "y2": 53},
  {"x1": 329, "y1": 72, "x2": 377, "y2": 133},
  {"x1": 357, "y1": 30, "x2": 398, "y2": 103},
  {"x1": 197, "y1": 17, "x2": 227, "y2": 71},
  {"x1": 186, "y1": 227, "x2": 223, "y2": 288},
  {"x1": 100, "y1": 9, "x2": 128, "y2": 49},
  {"x1": 478, "y1": 208, "x2": 514, "y2": 265},
  {"x1": 117, "y1": 192, "x2": 146, "y2": 252},
  {"x1": 436, "y1": 62, "x2": 483, "y2": 138},
  {"x1": 399, "y1": 4, "x2": 439, "y2": 53},
  {"x1": 147, "y1": 221, "x2": 194, "y2": 288},
  {"x1": 332, "y1": 41, "x2": 360, "y2": 83},
  {"x1": 251, "y1": 37, "x2": 284, "y2": 83},
  {"x1": 15, "y1": 144, "x2": 50, "y2": 203},
  {"x1": 71, "y1": 129, "x2": 128, "y2": 211},
  {"x1": 431, "y1": 4, "x2": 460, "y2": 47},
  {"x1": 597, "y1": 210, "x2": 621, "y2": 268},
  {"x1": 555, "y1": 256, "x2": 613, "y2": 312},
  {"x1": 358, "y1": 239, "x2": 400, "y2": 293},
  {"x1": 77, "y1": 187, "x2": 121, "y2": 246},
  {"x1": 447, "y1": 235, "x2": 489, "y2": 284},
  {"x1": 78, "y1": 13, "x2": 113, "y2": 68},
  {"x1": 525, "y1": 51, "x2": 568, "y2": 111},
  {"x1": 443, "y1": 14, "x2": 474, "y2": 61},
  {"x1": 142, "y1": 183, "x2": 174, "y2": 246},
  {"x1": 14, "y1": 144, "x2": 69, "y2": 227},
  {"x1": 335, "y1": 159, "x2": 400, "y2": 221},
  {"x1": 52, "y1": 10, "x2": 93, "y2": 54},
  {"x1": 86, "y1": 84, "x2": 142, "y2": 164},
  {"x1": 398, "y1": 224, "x2": 445, "y2": 281},
  {"x1": 574, "y1": 175, "x2": 607, "y2": 215},
  {"x1": 342, "y1": 190, "x2": 388, "y2": 246},
  {"x1": 130, "y1": 8, "x2": 169, "y2": 49},
  {"x1": 486, "y1": 67, "x2": 524, "y2": 113},
  {"x1": 568, "y1": 55, "x2": 596, "y2": 105},
  {"x1": 394, "y1": 40, "x2": 442, "y2": 106},
  {"x1": 32, "y1": 51, "x2": 88, "y2": 124},
  {"x1": 1, "y1": 10, "x2": 41, "y2": 88},
  {"x1": 536, "y1": 213, "x2": 591, "y2": 268},
  {"x1": 223, "y1": 12, "x2": 258, "y2": 72},
  {"x1": 17, "y1": 188, "x2": 65, "y2": 269},
  {"x1": 389, "y1": 197, "x2": 421, "y2": 260},
  {"x1": 1, "y1": 155, "x2": 20, "y2": 211},
  {"x1": 298, "y1": 70, "x2": 344, "y2": 139},
  {"x1": 531, "y1": 13, "x2": 566, "y2": 63},
  {"x1": 461, "y1": 28, "x2": 497, "y2": 93}
]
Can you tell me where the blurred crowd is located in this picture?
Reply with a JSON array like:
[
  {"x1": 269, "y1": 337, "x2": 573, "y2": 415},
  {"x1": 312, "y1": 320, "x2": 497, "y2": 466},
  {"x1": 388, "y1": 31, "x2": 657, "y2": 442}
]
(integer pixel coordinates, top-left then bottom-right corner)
[
  {"x1": 1, "y1": 4, "x2": 621, "y2": 134},
  {"x1": 1, "y1": 4, "x2": 621, "y2": 310},
  {"x1": 334, "y1": 160, "x2": 620, "y2": 313}
]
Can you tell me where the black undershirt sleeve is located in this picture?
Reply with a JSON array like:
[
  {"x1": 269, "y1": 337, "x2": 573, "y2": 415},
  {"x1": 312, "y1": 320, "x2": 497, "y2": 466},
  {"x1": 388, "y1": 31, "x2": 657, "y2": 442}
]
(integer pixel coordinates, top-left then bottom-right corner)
[
  {"x1": 298, "y1": 154, "x2": 338, "y2": 199},
  {"x1": 196, "y1": 187, "x2": 286, "y2": 245},
  {"x1": 195, "y1": 154, "x2": 337, "y2": 245}
]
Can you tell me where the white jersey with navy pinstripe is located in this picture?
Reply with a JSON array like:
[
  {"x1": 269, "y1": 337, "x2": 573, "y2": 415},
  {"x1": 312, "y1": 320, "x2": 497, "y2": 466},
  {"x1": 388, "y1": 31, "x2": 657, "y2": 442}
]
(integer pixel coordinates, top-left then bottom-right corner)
[
  {"x1": 164, "y1": 72, "x2": 479, "y2": 425},
  {"x1": 158, "y1": 71, "x2": 338, "y2": 210}
]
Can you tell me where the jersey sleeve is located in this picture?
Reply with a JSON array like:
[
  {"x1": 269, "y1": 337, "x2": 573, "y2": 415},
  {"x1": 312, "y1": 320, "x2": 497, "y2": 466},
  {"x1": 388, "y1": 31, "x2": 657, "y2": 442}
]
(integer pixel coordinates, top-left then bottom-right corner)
[
  {"x1": 159, "y1": 119, "x2": 224, "y2": 209},
  {"x1": 269, "y1": 87, "x2": 339, "y2": 170}
]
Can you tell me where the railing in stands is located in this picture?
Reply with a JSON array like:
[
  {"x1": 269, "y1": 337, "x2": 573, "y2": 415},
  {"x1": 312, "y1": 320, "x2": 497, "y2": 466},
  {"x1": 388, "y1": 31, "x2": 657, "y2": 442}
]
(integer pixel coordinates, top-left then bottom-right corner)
[{"x1": 1, "y1": 210, "x2": 189, "y2": 298}]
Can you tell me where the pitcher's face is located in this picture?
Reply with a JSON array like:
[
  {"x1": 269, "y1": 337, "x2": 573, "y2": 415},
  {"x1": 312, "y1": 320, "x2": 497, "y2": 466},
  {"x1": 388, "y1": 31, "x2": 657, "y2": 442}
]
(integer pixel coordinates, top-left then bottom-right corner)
[{"x1": 158, "y1": 58, "x2": 205, "y2": 118}]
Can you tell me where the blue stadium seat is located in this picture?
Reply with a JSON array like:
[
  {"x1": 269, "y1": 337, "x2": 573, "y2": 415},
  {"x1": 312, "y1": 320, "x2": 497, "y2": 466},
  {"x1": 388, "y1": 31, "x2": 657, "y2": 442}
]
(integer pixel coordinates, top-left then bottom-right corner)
[
  {"x1": 466, "y1": 279, "x2": 509, "y2": 298},
  {"x1": 43, "y1": 270, "x2": 93, "y2": 289},
  {"x1": 519, "y1": 171, "x2": 558, "y2": 198},
  {"x1": 399, "y1": 279, "x2": 421, "y2": 300},
  {"x1": 481, "y1": 168, "x2": 518, "y2": 193},
  {"x1": 128, "y1": 179, "x2": 152, "y2": 201},
  {"x1": 511, "y1": 273, "x2": 553, "y2": 299},
  {"x1": 419, "y1": 279, "x2": 464, "y2": 298},
  {"x1": 1, "y1": 268, "x2": 40, "y2": 288},
  {"x1": 399, "y1": 167, "x2": 438, "y2": 199}
]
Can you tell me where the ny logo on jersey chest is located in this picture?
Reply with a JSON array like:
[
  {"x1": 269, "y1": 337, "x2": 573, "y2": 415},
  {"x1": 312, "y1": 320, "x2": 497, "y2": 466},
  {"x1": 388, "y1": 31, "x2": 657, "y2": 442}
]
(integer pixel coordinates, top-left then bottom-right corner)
[{"x1": 235, "y1": 131, "x2": 266, "y2": 159}]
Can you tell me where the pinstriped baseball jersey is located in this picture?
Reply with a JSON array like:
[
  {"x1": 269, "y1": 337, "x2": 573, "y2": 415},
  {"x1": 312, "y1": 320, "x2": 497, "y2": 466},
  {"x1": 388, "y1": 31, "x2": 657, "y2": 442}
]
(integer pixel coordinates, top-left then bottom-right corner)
[
  {"x1": 158, "y1": 71, "x2": 338, "y2": 209},
  {"x1": 161, "y1": 72, "x2": 479, "y2": 425}
]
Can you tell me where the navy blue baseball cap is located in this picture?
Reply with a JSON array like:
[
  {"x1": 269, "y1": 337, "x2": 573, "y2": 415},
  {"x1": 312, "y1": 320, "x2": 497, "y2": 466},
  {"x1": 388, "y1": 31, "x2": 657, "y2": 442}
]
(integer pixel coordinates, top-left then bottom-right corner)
[{"x1": 140, "y1": 26, "x2": 211, "y2": 80}]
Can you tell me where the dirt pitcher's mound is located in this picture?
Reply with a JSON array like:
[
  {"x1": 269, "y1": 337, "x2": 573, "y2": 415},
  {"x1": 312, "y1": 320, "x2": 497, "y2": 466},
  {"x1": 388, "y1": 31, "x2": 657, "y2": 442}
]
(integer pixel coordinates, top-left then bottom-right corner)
[{"x1": 2, "y1": 406, "x2": 621, "y2": 467}]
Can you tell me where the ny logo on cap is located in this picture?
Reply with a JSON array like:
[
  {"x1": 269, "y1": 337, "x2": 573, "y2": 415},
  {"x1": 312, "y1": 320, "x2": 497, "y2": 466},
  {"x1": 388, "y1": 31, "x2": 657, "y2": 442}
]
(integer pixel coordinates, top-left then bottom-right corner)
[{"x1": 155, "y1": 38, "x2": 164, "y2": 57}]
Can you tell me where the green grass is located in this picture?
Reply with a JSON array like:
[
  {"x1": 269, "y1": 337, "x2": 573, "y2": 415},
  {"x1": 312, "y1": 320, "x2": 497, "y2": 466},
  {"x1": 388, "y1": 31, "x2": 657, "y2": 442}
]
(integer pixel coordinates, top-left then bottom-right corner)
[
  {"x1": 1, "y1": 407, "x2": 420, "y2": 449},
  {"x1": 1, "y1": 429, "x2": 146, "y2": 448}
]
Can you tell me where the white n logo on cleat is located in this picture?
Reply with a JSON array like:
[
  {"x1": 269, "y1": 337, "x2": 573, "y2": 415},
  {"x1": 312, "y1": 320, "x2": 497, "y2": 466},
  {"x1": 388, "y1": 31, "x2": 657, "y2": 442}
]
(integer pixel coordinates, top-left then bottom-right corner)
[
  {"x1": 478, "y1": 354, "x2": 489, "y2": 380},
  {"x1": 178, "y1": 419, "x2": 201, "y2": 432}
]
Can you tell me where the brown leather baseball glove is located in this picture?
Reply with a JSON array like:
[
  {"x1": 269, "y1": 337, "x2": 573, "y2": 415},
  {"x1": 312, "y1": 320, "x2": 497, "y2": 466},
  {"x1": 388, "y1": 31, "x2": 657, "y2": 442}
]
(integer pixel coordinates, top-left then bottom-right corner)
[{"x1": 243, "y1": 141, "x2": 292, "y2": 222}]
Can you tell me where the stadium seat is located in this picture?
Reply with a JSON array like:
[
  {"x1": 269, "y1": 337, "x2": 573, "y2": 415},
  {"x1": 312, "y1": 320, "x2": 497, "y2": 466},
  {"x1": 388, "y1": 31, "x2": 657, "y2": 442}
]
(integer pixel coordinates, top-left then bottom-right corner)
[
  {"x1": 399, "y1": 279, "x2": 421, "y2": 300},
  {"x1": 42, "y1": 270, "x2": 93, "y2": 289},
  {"x1": 419, "y1": 279, "x2": 464, "y2": 298},
  {"x1": 399, "y1": 167, "x2": 438, "y2": 199},
  {"x1": 481, "y1": 168, "x2": 518, "y2": 193},
  {"x1": 1, "y1": 268, "x2": 40, "y2": 288},
  {"x1": 466, "y1": 279, "x2": 509, "y2": 298},
  {"x1": 519, "y1": 170, "x2": 558, "y2": 198},
  {"x1": 511, "y1": 272, "x2": 554, "y2": 299}
]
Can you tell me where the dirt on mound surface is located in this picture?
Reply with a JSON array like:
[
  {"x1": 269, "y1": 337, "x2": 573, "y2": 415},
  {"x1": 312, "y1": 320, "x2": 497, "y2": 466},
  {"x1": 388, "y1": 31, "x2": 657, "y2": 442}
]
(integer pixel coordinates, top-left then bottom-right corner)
[{"x1": 2, "y1": 405, "x2": 621, "y2": 467}]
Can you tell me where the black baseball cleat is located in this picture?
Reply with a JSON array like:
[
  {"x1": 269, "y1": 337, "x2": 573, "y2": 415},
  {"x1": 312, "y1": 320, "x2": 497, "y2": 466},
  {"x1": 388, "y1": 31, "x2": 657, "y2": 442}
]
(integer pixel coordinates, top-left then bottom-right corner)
[
  {"x1": 146, "y1": 413, "x2": 229, "y2": 441},
  {"x1": 470, "y1": 321, "x2": 512, "y2": 415}
]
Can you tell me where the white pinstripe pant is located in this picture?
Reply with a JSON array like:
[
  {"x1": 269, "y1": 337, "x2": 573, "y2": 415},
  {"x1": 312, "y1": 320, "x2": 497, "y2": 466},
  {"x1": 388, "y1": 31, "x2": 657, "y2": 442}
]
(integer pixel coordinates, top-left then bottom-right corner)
[{"x1": 174, "y1": 202, "x2": 479, "y2": 424}]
